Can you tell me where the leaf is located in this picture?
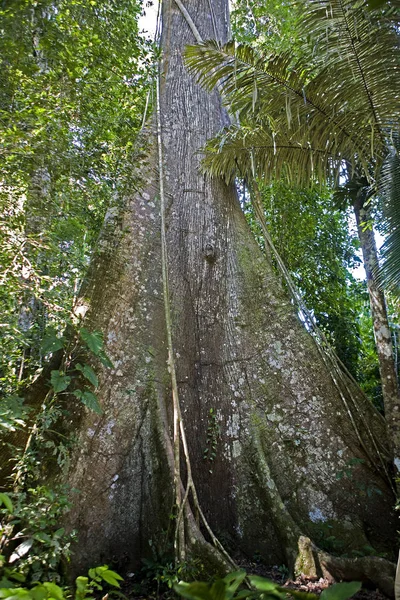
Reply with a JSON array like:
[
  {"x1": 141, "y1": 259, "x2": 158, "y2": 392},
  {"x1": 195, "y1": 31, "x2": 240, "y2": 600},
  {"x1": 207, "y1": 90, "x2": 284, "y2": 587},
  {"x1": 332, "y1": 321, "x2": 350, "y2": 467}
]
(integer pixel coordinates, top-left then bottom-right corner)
[
  {"x1": 0, "y1": 493, "x2": 13, "y2": 513},
  {"x1": 73, "y1": 390, "x2": 102, "y2": 414},
  {"x1": 0, "y1": 590, "x2": 32, "y2": 600},
  {"x1": 8, "y1": 572, "x2": 26, "y2": 583},
  {"x1": 30, "y1": 586, "x2": 48, "y2": 600},
  {"x1": 50, "y1": 371, "x2": 71, "y2": 394},
  {"x1": 76, "y1": 364, "x2": 99, "y2": 388},
  {"x1": 98, "y1": 568, "x2": 123, "y2": 588},
  {"x1": 209, "y1": 580, "x2": 226, "y2": 600},
  {"x1": 41, "y1": 332, "x2": 64, "y2": 355},
  {"x1": 0, "y1": 578, "x2": 15, "y2": 589},
  {"x1": 75, "y1": 576, "x2": 89, "y2": 600},
  {"x1": 54, "y1": 528, "x2": 65, "y2": 538},
  {"x1": 223, "y1": 570, "x2": 247, "y2": 595},
  {"x1": 174, "y1": 582, "x2": 213, "y2": 600},
  {"x1": 88, "y1": 569, "x2": 97, "y2": 581},
  {"x1": 99, "y1": 352, "x2": 113, "y2": 369},
  {"x1": 9, "y1": 539, "x2": 34, "y2": 563},
  {"x1": 248, "y1": 576, "x2": 280, "y2": 592},
  {"x1": 42, "y1": 582, "x2": 64, "y2": 600},
  {"x1": 80, "y1": 328, "x2": 104, "y2": 356},
  {"x1": 320, "y1": 582, "x2": 362, "y2": 600}
]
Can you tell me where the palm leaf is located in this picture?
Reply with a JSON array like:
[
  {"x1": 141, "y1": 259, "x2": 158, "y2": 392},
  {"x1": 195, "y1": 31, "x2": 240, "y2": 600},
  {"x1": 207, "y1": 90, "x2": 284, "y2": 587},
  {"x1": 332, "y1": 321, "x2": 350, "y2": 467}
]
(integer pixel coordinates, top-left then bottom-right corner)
[
  {"x1": 184, "y1": 0, "x2": 400, "y2": 285},
  {"x1": 184, "y1": 0, "x2": 399, "y2": 183},
  {"x1": 200, "y1": 123, "x2": 345, "y2": 185},
  {"x1": 378, "y1": 136, "x2": 400, "y2": 291},
  {"x1": 185, "y1": 41, "x2": 383, "y2": 183}
]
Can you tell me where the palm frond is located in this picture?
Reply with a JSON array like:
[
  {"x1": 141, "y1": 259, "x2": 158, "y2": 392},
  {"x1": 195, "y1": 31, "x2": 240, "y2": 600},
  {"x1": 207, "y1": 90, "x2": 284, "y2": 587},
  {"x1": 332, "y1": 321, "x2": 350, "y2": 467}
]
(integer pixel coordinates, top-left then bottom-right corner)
[
  {"x1": 201, "y1": 124, "x2": 345, "y2": 186},
  {"x1": 184, "y1": 0, "x2": 399, "y2": 183},
  {"x1": 185, "y1": 40, "x2": 392, "y2": 182},
  {"x1": 378, "y1": 136, "x2": 400, "y2": 291},
  {"x1": 301, "y1": 0, "x2": 400, "y2": 138}
]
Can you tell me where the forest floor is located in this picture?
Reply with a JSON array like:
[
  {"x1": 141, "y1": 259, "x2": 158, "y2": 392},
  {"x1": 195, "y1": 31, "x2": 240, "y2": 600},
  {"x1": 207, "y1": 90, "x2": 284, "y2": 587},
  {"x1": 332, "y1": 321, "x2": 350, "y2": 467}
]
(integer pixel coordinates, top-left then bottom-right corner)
[
  {"x1": 238, "y1": 560, "x2": 389, "y2": 600},
  {"x1": 126, "y1": 559, "x2": 390, "y2": 600}
]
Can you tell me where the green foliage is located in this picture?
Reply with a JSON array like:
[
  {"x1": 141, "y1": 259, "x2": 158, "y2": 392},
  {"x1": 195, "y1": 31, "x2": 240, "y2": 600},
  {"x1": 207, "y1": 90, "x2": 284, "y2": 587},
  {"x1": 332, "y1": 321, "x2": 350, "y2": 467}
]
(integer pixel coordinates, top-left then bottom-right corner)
[
  {"x1": 0, "y1": 398, "x2": 29, "y2": 434},
  {"x1": 0, "y1": 565, "x2": 123, "y2": 600},
  {"x1": 378, "y1": 135, "x2": 400, "y2": 291},
  {"x1": 79, "y1": 329, "x2": 113, "y2": 369},
  {"x1": 139, "y1": 556, "x2": 205, "y2": 597},
  {"x1": 175, "y1": 571, "x2": 361, "y2": 600},
  {"x1": 87, "y1": 566, "x2": 123, "y2": 590},
  {"x1": 0, "y1": 486, "x2": 75, "y2": 583},
  {"x1": 0, "y1": 0, "x2": 153, "y2": 395},
  {"x1": 230, "y1": 0, "x2": 302, "y2": 55},
  {"x1": 50, "y1": 372, "x2": 71, "y2": 395},
  {"x1": 72, "y1": 390, "x2": 102, "y2": 416},
  {"x1": 75, "y1": 365, "x2": 98, "y2": 389}
]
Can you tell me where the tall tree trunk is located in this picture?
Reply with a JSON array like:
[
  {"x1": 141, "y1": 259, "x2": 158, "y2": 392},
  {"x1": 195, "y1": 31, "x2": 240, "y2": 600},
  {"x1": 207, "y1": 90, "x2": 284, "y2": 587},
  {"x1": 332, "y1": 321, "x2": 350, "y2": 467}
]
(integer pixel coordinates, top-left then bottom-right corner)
[
  {"x1": 353, "y1": 196, "x2": 400, "y2": 470},
  {"x1": 64, "y1": 0, "x2": 395, "y2": 581}
]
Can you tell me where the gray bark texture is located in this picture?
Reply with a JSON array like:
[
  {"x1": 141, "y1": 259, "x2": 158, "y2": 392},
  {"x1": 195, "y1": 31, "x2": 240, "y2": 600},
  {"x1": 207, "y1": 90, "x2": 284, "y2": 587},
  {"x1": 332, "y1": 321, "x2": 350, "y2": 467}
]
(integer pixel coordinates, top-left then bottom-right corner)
[
  {"x1": 65, "y1": 0, "x2": 396, "y2": 580},
  {"x1": 353, "y1": 197, "x2": 400, "y2": 471}
]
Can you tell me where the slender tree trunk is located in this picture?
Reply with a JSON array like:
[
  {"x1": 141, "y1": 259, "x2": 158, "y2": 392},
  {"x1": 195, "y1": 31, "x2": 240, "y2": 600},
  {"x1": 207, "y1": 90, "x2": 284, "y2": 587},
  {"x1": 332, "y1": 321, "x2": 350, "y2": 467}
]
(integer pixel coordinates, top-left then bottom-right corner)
[
  {"x1": 353, "y1": 196, "x2": 400, "y2": 470},
  {"x1": 62, "y1": 0, "x2": 396, "y2": 583},
  {"x1": 18, "y1": 167, "x2": 51, "y2": 377}
]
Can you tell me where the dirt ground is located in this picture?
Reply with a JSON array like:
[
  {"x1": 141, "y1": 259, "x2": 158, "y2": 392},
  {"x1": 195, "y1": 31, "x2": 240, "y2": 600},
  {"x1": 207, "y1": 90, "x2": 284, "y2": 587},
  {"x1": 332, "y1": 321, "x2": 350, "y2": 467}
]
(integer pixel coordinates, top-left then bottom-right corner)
[
  {"x1": 237, "y1": 560, "x2": 391, "y2": 600},
  {"x1": 126, "y1": 558, "x2": 392, "y2": 600}
]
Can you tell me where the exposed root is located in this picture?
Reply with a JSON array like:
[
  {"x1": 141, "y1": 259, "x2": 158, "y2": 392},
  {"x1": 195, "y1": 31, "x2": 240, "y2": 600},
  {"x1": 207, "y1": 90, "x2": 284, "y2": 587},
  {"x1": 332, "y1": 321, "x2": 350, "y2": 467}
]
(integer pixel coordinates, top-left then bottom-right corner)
[
  {"x1": 184, "y1": 503, "x2": 235, "y2": 575},
  {"x1": 251, "y1": 433, "x2": 395, "y2": 597},
  {"x1": 295, "y1": 536, "x2": 395, "y2": 598}
]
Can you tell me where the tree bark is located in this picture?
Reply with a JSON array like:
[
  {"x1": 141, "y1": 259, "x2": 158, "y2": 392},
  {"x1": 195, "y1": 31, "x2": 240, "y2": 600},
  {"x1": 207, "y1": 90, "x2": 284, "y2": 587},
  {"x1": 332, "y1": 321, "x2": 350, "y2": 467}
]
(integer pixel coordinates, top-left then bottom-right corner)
[
  {"x1": 63, "y1": 0, "x2": 396, "y2": 580},
  {"x1": 353, "y1": 196, "x2": 400, "y2": 471}
]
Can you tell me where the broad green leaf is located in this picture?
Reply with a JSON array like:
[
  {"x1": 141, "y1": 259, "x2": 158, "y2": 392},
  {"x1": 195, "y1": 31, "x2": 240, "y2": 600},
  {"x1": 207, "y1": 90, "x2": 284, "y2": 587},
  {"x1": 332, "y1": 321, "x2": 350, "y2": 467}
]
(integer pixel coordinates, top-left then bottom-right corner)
[
  {"x1": 209, "y1": 580, "x2": 226, "y2": 600},
  {"x1": 88, "y1": 569, "x2": 97, "y2": 581},
  {"x1": 75, "y1": 576, "x2": 89, "y2": 592},
  {"x1": 320, "y1": 582, "x2": 361, "y2": 600},
  {"x1": 279, "y1": 588, "x2": 318, "y2": 600},
  {"x1": 174, "y1": 582, "x2": 213, "y2": 600},
  {"x1": 80, "y1": 328, "x2": 104, "y2": 356},
  {"x1": 8, "y1": 573, "x2": 26, "y2": 583},
  {"x1": 75, "y1": 576, "x2": 89, "y2": 600},
  {"x1": 30, "y1": 586, "x2": 48, "y2": 600},
  {"x1": 76, "y1": 364, "x2": 99, "y2": 388},
  {"x1": 0, "y1": 590, "x2": 32, "y2": 600},
  {"x1": 99, "y1": 352, "x2": 113, "y2": 369},
  {"x1": 42, "y1": 583, "x2": 64, "y2": 600},
  {"x1": 0, "y1": 579, "x2": 15, "y2": 589},
  {"x1": 73, "y1": 390, "x2": 102, "y2": 414},
  {"x1": 223, "y1": 571, "x2": 247, "y2": 594},
  {"x1": 248, "y1": 576, "x2": 280, "y2": 593},
  {"x1": 41, "y1": 332, "x2": 64, "y2": 355},
  {"x1": 54, "y1": 528, "x2": 65, "y2": 538},
  {"x1": 98, "y1": 569, "x2": 123, "y2": 588},
  {"x1": 50, "y1": 371, "x2": 71, "y2": 394},
  {"x1": 0, "y1": 493, "x2": 13, "y2": 513}
]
